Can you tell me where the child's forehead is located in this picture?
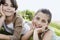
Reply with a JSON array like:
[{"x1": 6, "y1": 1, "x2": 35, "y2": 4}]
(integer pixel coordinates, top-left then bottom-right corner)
[
  {"x1": 36, "y1": 12, "x2": 48, "y2": 16},
  {"x1": 5, "y1": 0, "x2": 12, "y2": 5},
  {"x1": 35, "y1": 12, "x2": 49, "y2": 19}
]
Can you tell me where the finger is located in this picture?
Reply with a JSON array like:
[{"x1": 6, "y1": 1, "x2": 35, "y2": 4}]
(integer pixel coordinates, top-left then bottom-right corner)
[
  {"x1": 30, "y1": 24, "x2": 33, "y2": 29},
  {"x1": 32, "y1": 22, "x2": 35, "y2": 28},
  {"x1": 30, "y1": 24, "x2": 35, "y2": 30},
  {"x1": 35, "y1": 28, "x2": 42, "y2": 33},
  {"x1": 32, "y1": 24, "x2": 35, "y2": 29},
  {"x1": 42, "y1": 25, "x2": 48, "y2": 32},
  {"x1": 0, "y1": 4, "x2": 5, "y2": 16}
]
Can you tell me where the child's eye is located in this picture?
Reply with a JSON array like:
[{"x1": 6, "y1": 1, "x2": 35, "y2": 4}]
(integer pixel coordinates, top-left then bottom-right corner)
[
  {"x1": 42, "y1": 20, "x2": 46, "y2": 23},
  {"x1": 36, "y1": 17, "x2": 40, "y2": 20},
  {"x1": 4, "y1": 3, "x2": 8, "y2": 6},
  {"x1": 11, "y1": 5, "x2": 14, "y2": 8}
]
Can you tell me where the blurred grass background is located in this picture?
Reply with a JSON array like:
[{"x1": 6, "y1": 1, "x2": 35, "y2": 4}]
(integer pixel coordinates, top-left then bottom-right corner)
[{"x1": 18, "y1": 10, "x2": 60, "y2": 36}]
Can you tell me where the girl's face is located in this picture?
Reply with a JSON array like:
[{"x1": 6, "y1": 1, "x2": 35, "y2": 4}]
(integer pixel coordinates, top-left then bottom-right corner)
[
  {"x1": 32, "y1": 12, "x2": 49, "y2": 28},
  {"x1": 2, "y1": 0, "x2": 15, "y2": 16}
]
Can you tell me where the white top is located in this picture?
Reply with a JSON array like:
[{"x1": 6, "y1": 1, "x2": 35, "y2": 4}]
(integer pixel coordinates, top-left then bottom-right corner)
[
  {"x1": 3, "y1": 21, "x2": 31, "y2": 34},
  {"x1": 4, "y1": 22, "x2": 14, "y2": 34},
  {"x1": 21, "y1": 21, "x2": 31, "y2": 34}
]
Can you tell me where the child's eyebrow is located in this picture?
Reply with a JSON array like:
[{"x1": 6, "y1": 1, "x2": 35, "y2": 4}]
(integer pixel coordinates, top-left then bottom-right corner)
[
  {"x1": 4, "y1": 2, "x2": 12, "y2": 6},
  {"x1": 4, "y1": 3, "x2": 8, "y2": 5}
]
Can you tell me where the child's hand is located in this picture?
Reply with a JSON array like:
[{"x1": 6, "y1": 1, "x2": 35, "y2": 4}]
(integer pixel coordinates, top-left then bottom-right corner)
[
  {"x1": 34, "y1": 25, "x2": 47, "y2": 34},
  {"x1": 34, "y1": 28, "x2": 43, "y2": 34},
  {"x1": 0, "y1": 5, "x2": 5, "y2": 28},
  {"x1": 30, "y1": 24, "x2": 35, "y2": 30},
  {"x1": 0, "y1": 4, "x2": 5, "y2": 20}
]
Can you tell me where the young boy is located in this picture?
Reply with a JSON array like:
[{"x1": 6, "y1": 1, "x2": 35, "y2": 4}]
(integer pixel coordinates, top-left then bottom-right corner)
[
  {"x1": 0, "y1": 0, "x2": 23, "y2": 40},
  {"x1": 21, "y1": 9, "x2": 56, "y2": 40}
]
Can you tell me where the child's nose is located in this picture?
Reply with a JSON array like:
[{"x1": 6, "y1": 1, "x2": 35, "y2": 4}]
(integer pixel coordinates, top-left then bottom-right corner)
[
  {"x1": 38, "y1": 24, "x2": 42, "y2": 28},
  {"x1": 37, "y1": 21, "x2": 41, "y2": 25},
  {"x1": 7, "y1": 8, "x2": 11, "y2": 10},
  {"x1": 7, "y1": 6, "x2": 11, "y2": 10}
]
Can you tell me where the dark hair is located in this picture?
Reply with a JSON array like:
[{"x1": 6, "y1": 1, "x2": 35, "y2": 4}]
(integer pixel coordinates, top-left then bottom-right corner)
[
  {"x1": 1, "y1": 0, "x2": 18, "y2": 10},
  {"x1": 0, "y1": 0, "x2": 1, "y2": 5},
  {"x1": 35, "y1": 9, "x2": 52, "y2": 23}
]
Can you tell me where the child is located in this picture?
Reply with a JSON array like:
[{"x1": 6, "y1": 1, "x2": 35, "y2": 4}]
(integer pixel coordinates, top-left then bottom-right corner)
[
  {"x1": 0, "y1": 0, "x2": 23, "y2": 40},
  {"x1": 21, "y1": 9, "x2": 56, "y2": 40}
]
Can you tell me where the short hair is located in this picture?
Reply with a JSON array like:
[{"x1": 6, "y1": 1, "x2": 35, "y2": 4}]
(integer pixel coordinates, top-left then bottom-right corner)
[
  {"x1": 35, "y1": 9, "x2": 52, "y2": 23},
  {"x1": 1, "y1": 0, "x2": 18, "y2": 10},
  {"x1": 0, "y1": 0, "x2": 1, "y2": 5}
]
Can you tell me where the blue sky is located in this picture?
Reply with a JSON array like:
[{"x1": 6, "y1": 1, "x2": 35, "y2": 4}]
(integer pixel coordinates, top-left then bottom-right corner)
[{"x1": 16, "y1": 0, "x2": 60, "y2": 21}]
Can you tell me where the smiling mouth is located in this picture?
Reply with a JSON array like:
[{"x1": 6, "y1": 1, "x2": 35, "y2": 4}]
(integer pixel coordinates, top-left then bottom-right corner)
[
  {"x1": 38, "y1": 26, "x2": 42, "y2": 28},
  {"x1": 4, "y1": 10, "x2": 12, "y2": 13},
  {"x1": 5, "y1": 11, "x2": 11, "y2": 13},
  {"x1": 36, "y1": 26, "x2": 42, "y2": 28},
  {"x1": 35, "y1": 24, "x2": 42, "y2": 28}
]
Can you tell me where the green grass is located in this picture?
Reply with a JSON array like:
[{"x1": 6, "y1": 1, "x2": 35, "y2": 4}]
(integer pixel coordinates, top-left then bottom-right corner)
[
  {"x1": 54, "y1": 28, "x2": 60, "y2": 36},
  {"x1": 50, "y1": 22, "x2": 60, "y2": 36},
  {"x1": 50, "y1": 22, "x2": 60, "y2": 30}
]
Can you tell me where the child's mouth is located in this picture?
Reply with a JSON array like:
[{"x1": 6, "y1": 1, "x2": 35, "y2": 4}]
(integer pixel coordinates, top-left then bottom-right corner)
[
  {"x1": 36, "y1": 26, "x2": 42, "y2": 28},
  {"x1": 38, "y1": 26, "x2": 42, "y2": 28},
  {"x1": 35, "y1": 24, "x2": 42, "y2": 28}
]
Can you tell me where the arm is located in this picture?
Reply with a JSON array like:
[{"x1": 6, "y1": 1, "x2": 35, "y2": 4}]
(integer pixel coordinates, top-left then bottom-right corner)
[
  {"x1": 21, "y1": 29, "x2": 34, "y2": 40},
  {"x1": 42, "y1": 30, "x2": 53, "y2": 40},
  {"x1": 0, "y1": 34, "x2": 10, "y2": 40},
  {"x1": 0, "y1": 17, "x2": 5, "y2": 28},
  {"x1": 0, "y1": 5, "x2": 5, "y2": 28},
  {"x1": 10, "y1": 17, "x2": 23, "y2": 40},
  {"x1": 33, "y1": 29, "x2": 39, "y2": 40},
  {"x1": 0, "y1": 5, "x2": 10, "y2": 40}
]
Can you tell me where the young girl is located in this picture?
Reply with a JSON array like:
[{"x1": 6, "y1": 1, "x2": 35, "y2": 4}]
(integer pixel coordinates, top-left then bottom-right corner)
[
  {"x1": 21, "y1": 9, "x2": 56, "y2": 40},
  {"x1": 0, "y1": 0, "x2": 23, "y2": 40}
]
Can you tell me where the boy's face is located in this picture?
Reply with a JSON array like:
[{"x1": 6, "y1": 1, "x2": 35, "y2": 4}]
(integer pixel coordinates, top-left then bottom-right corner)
[
  {"x1": 2, "y1": 0, "x2": 15, "y2": 17},
  {"x1": 32, "y1": 12, "x2": 49, "y2": 28}
]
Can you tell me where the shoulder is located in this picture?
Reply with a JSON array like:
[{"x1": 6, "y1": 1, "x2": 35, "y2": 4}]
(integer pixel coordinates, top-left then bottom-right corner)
[
  {"x1": 45, "y1": 30, "x2": 53, "y2": 36},
  {"x1": 48, "y1": 27, "x2": 57, "y2": 40},
  {"x1": 15, "y1": 14, "x2": 23, "y2": 22},
  {"x1": 14, "y1": 14, "x2": 23, "y2": 27}
]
